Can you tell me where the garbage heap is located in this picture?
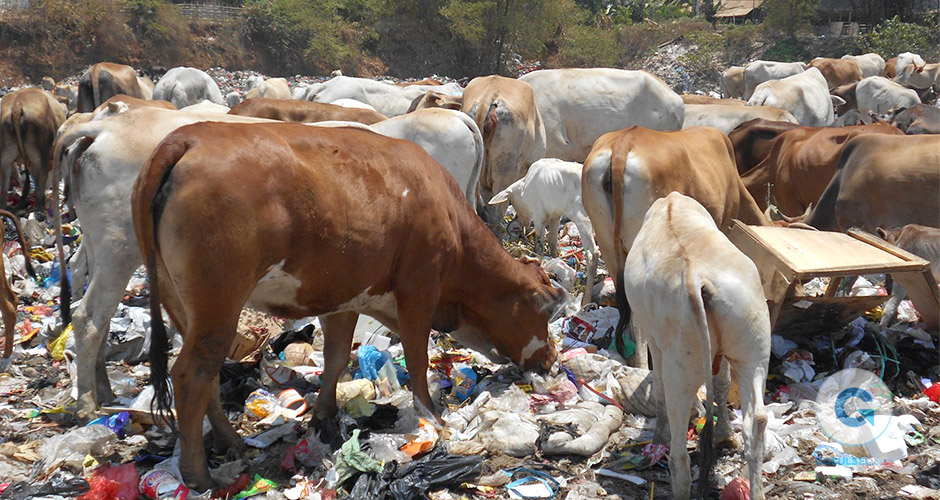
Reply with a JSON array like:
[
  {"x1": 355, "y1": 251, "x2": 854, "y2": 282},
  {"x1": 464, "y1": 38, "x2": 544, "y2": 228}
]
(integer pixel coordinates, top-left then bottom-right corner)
[{"x1": 0, "y1": 216, "x2": 939, "y2": 500}]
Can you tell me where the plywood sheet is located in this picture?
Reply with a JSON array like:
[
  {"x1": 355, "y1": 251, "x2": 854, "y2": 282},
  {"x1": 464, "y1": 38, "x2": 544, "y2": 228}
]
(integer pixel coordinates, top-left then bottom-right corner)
[{"x1": 740, "y1": 225, "x2": 926, "y2": 275}]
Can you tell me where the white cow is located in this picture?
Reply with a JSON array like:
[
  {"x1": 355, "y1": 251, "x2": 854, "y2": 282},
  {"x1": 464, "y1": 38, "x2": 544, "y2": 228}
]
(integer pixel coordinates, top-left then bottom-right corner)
[
  {"x1": 748, "y1": 68, "x2": 837, "y2": 126},
  {"x1": 841, "y1": 53, "x2": 886, "y2": 78},
  {"x1": 307, "y1": 76, "x2": 463, "y2": 117},
  {"x1": 152, "y1": 67, "x2": 223, "y2": 109},
  {"x1": 51, "y1": 107, "x2": 275, "y2": 421},
  {"x1": 721, "y1": 66, "x2": 746, "y2": 99},
  {"x1": 488, "y1": 158, "x2": 597, "y2": 306},
  {"x1": 682, "y1": 104, "x2": 798, "y2": 134},
  {"x1": 894, "y1": 63, "x2": 940, "y2": 91},
  {"x1": 330, "y1": 98, "x2": 377, "y2": 111},
  {"x1": 856, "y1": 76, "x2": 921, "y2": 114},
  {"x1": 624, "y1": 192, "x2": 769, "y2": 500},
  {"x1": 896, "y1": 52, "x2": 927, "y2": 76},
  {"x1": 368, "y1": 108, "x2": 483, "y2": 211},
  {"x1": 519, "y1": 68, "x2": 684, "y2": 162},
  {"x1": 742, "y1": 60, "x2": 808, "y2": 100},
  {"x1": 179, "y1": 100, "x2": 230, "y2": 114}
]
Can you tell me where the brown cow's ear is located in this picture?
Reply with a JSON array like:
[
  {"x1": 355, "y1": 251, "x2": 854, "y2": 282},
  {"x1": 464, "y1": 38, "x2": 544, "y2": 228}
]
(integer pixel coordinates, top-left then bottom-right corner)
[
  {"x1": 532, "y1": 285, "x2": 571, "y2": 318},
  {"x1": 519, "y1": 255, "x2": 540, "y2": 266},
  {"x1": 876, "y1": 227, "x2": 888, "y2": 240}
]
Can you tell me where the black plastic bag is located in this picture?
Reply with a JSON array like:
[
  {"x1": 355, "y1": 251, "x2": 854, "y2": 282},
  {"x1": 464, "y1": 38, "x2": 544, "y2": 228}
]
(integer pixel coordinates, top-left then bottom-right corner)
[
  {"x1": 0, "y1": 473, "x2": 90, "y2": 500},
  {"x1": 388, "y1": 449, "x2": 483, "y2": 500}
]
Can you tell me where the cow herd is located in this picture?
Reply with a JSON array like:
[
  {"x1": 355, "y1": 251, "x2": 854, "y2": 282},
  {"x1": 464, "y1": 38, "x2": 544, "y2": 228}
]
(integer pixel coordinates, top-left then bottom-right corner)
[{"x1": 0, "y1": 53, "x2": 937, "y2": 499}]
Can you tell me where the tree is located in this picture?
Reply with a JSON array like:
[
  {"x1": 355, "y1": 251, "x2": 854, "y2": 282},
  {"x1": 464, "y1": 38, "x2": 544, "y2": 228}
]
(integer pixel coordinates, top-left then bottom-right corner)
[{"x1": 762, "y1": 0, "x2": 819, "y2": 37}]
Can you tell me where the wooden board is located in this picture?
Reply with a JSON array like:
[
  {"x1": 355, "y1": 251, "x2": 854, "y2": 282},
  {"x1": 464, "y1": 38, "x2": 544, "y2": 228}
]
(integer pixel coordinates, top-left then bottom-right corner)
[
  {"x1": 737, "y1": 224, "x2": 926, "y2": 276},
  {"x1": 730, "y1": 221, "x2": 938, "y2": 335}
]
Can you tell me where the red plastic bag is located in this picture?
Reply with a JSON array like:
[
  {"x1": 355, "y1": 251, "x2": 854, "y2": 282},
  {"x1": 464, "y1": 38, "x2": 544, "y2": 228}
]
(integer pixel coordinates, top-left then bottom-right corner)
[
  {"x1": 925, "y1": 382, "x2": 940, "y2": 403},
  {"x1": 78, "y1": 463, "x2": 140, "y2": 500}
]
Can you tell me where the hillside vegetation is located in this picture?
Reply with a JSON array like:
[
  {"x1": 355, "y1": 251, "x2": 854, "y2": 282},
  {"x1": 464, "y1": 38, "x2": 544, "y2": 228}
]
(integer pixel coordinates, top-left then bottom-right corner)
[{"x1": 0, "y1": 0, "x2": 936, "y2": 84}]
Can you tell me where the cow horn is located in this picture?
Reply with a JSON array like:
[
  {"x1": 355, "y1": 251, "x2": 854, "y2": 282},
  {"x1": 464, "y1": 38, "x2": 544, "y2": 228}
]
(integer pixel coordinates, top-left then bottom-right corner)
[{"x1": 786, "y1": 222, "x2": 818, "y2": 231}]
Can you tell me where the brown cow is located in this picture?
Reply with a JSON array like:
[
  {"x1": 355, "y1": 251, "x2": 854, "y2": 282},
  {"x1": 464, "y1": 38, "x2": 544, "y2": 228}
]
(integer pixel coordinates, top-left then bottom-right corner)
[
  {"x1": 741, "y1": 123, "x2": 904, "y2": 215},
  {"x1": 582, "y1": 126, "x2": 769, "y2": 367},
  {"x1": 77, "y1": 62, "x2": 153, "y2": 113},
  {"x1": 132, "y1": 122, "x2": 564, "y2": 490},
  {"x1": 0, "y1": 210, "x2": 36, "y2": 372},
  {"x1": 806, "y1": 134, "x2": 939, "y2": 232},
  {"x1": 406, "y1": 90, "x2": 463, "y2": 113},
  {"x1": 889, "y1": 104, "x2": 940, "y2": 135},
  {"x1": 876, "y1": 224, "x2": 940, "y2": 327},
  {"x1": 680, "y1": 94, "x2": 747, "y2": 106},
  {"x1": 831, "y1": 81, "x2": 859, "y2": 115},
  {"x1": 229, "y1": 98, "x2": 387, "y2": 125},
  {"x1": 727, "y1": 118, "x2": 801, "y2": 175},
  {"x1": 809, "y1": 57, "x2": 863, "y2": 89},
  {"x1": 0, "y1": 88, "x2": 67, "y2": 212},
  {"x1": 884, "y1": 57, "x2": 897, "y2": 78}
]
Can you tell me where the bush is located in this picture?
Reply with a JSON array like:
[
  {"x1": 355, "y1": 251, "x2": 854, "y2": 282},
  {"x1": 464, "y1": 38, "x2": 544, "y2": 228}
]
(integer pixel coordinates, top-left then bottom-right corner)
[
  {"x1": 242, "y1": 0, "x2": 375, "y2": 76},
  {"x1": 762, "y1": 37, "x2": 812, "y2": 62},
  {"x1": 550, "y1": 24, "x2": 621, "y2": 68},
  {"x1": 127, "y1": 0, "x2": 191, "y2": 66},
  {"x1": 859, "y1": 16, "x2": 938, "y2": 60}
]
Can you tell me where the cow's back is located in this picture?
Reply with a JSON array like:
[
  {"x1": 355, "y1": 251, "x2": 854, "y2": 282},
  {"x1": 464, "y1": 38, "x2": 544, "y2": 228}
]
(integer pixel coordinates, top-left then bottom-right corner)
[
  {"x1": 728, "y1": 118, "x2": 802, "y2": 174},
  {"x1": 808, "y1": 134, "x2": 940, "y2": 231},
  {"x1": 521, "y1": 68, "x2": 683, "y2": 162}
]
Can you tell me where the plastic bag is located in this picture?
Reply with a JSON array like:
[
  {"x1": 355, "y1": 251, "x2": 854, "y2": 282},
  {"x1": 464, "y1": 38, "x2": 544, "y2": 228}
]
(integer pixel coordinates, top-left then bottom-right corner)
[
  {"x1": 40, "y1": 424, "x2": 118, "y2": 474},
  {"x1": 78, "y1": 463, "x2": 140, "y2": 500},
  {"x1": 400, "y1": 418, "x2": 440, "y2": 458},
  {"x1": 388, "y1": 449, "x2": 483, "y2": 500}
]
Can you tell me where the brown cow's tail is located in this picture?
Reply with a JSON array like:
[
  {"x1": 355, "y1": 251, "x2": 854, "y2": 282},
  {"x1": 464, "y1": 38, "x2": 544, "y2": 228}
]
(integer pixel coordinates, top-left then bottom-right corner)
[
  {"x1": 133, "y1": 136, "x2": 190, "y2": 430},
  {"x1": 0, "y1": 210, "x2": 35, "y2": 279},
  {"x1": 609, "y1": 145, "x2": 632, "y2": 359},
  {"x1": 91, "y1": 65, "x2": 102, "y2": 109}
]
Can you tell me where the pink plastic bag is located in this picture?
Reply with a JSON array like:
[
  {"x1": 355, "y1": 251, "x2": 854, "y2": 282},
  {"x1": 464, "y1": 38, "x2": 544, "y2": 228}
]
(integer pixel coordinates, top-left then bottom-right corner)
[{"x1": 78, "y1": 463, "x2": 140, "y2": 500}]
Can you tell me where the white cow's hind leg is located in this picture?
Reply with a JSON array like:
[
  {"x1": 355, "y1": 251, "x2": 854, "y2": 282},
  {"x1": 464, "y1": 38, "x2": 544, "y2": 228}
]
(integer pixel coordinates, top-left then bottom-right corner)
[
  {"x1": 663, "y1": 349, "x2": 701, "y2": 500},
  {"x1": 73, "y1": 251, "x2": 139, "y2": 422},
  {"x1": 735, "y1": 361, "x2": 768, "y2": 500}
]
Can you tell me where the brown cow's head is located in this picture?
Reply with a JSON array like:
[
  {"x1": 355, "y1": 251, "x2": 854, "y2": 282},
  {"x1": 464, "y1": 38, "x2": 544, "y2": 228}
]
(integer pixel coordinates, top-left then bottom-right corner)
[
  {"x1": 876, "y1": 226, "x2": 901, "y2": 245},
  {"x1": 493, "y1": 259, "x2": 565, "y2": 371}
]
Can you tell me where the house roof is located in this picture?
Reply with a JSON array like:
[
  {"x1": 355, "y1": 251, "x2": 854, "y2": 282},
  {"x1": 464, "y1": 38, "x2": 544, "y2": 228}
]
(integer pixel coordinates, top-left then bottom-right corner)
[{"x1": 715, "y1": 0, "x2": 764, "y2": 18}]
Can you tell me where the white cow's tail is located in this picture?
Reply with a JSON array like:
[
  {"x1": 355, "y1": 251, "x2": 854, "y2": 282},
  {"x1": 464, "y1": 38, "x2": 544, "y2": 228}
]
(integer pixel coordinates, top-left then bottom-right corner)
[
  {"x1": 690, "y1": 275, "x2": 717, "y2": 499},
  {"x1": 51, "y1": 120, "x2": 104, "y2": 326}
]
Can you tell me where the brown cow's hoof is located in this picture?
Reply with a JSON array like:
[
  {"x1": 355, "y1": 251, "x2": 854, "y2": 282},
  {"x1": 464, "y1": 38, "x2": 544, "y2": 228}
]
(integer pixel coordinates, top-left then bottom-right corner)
[{"x1": 716, "y1": 434, "x2": 741, "y2": 451}]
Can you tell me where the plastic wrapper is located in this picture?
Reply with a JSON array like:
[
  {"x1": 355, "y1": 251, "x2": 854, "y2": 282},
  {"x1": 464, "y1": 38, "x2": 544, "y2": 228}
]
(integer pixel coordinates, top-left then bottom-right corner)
[
  {"x1": 78, "y1": 463, "x2": 140, "y2": 500},
  {"x1": 231, "y1": 475, "x2": 277, "y2": 500}
]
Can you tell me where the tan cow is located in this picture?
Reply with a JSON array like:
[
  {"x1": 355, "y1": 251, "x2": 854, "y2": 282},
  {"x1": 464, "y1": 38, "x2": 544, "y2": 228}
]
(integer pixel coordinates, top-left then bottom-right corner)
[
  {"x1": 581, "y1": 126, "x2": 768, "y2": 367},
  {"x1": 624, "y1": 192, "x2": 770, "y2": 500},
  {"x1": 406, "y1": 90, "x2": 463, "y2": 113},
  {"x1": 0, "y1": 210, "x2": 35, "y2": 372},
  {"x1": 461, "y1": 75, "x2": 546, "y2": 224},
  {"x1": 809, "y1": 57, "x2": 863, "y2": 89},
  {"x1": 132, "y1": 122, "x2": 564, "y2": 489},
  {"x1": 806, "y1": 134, "x2": 939, "y2": 232},
  {"x1": 0, "y1": 88, "x2": 67, "y2": 212},
  {"x1": 682, "y1": 104, "x2": 798, "y2": 134},
  {"x1": 727, "y1": 118, "x2": 801, "y2": 175},
  {"x1": 77, "y1": 62, "x2": 153, "y2": 112},
  {"x1": 740, "y1": 123, "x2": 904, "y2": 215},
  {"x1": 721, "y1": 66, "x2": 746, "y2": 99},
  {"x1": 228, "y1": 98, "x2": 388, "y2": 124},
  {"x1": 244, "y1": 77, "x2": 291, "y2": 100}
]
